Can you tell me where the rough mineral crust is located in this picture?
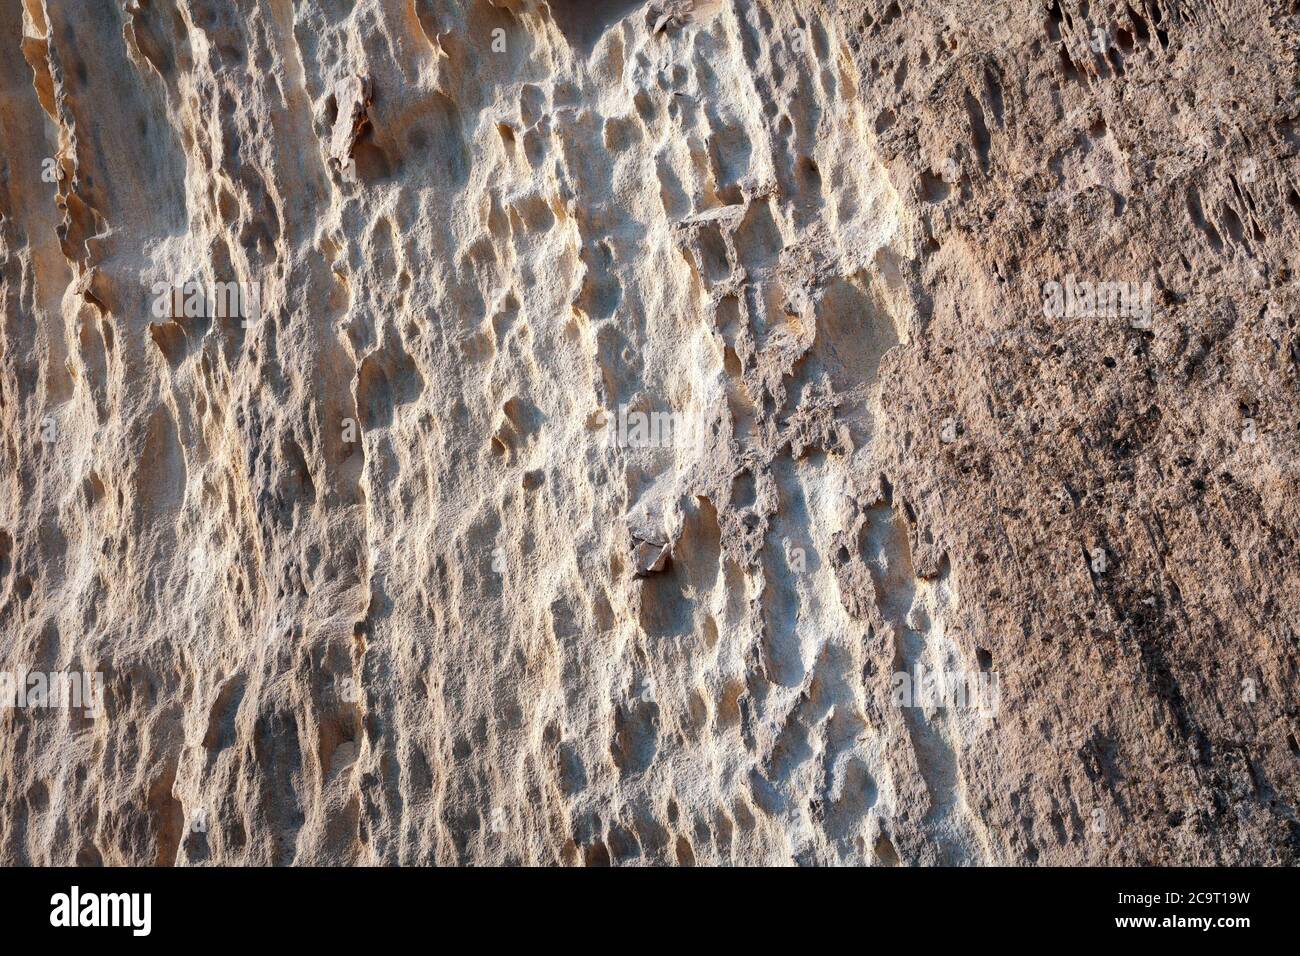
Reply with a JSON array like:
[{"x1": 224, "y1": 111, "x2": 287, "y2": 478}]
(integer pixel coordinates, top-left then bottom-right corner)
[{"x1": 1, "y1": 0, "x2": 1297, "y2": 866}]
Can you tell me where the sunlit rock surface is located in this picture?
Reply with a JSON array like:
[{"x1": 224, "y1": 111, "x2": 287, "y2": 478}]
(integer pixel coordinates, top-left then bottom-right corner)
[{"x1": 1, "y1": 0, "x2": 1297, "y2": 865}]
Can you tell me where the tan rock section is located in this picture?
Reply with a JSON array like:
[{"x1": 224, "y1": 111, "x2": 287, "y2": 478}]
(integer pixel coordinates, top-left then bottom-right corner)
[{"x1": 0, "y1": 0, "x2": 1296, "y2": 865}]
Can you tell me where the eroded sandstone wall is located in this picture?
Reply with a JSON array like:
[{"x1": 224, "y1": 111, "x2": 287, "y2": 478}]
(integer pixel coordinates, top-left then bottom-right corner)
[{"x1": 0, "y1": 0, "x2": 1296, "y2": 865}]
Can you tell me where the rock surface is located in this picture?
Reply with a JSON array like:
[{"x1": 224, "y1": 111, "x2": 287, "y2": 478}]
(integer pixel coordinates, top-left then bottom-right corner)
[{"x1": 1, "y1": 0, "x2": 1297, "y2": 865}]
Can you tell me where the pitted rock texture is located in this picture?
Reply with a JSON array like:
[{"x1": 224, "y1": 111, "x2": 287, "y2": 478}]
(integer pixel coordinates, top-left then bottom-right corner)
[{"x1": 1, "y1": 0, "x2": 1297, "y2": 865}]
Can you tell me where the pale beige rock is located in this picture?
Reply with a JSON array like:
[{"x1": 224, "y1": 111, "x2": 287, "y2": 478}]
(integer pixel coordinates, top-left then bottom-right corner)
[
  {"x1": 0, "y1": 0, "x2": 1296, "y2": 866},
  {"x1": 328, "y1": 74, "x2": 373, "y2": 179}
]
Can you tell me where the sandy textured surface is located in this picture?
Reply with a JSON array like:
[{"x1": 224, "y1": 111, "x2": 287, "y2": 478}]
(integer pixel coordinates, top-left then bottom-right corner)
[{"x1": 1, "y1": 0, "x2": 1297, "y2": 865}]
